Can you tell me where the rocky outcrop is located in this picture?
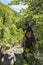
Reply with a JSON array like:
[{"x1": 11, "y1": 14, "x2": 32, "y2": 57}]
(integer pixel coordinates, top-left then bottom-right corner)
[{"x1": 0, "y1": 45, "x2": 24, "y2": 65}]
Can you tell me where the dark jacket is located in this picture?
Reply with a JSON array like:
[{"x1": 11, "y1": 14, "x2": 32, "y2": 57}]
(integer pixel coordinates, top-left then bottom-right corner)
[{"x1": 20, "y1": 35, "x2": 36, "y2": 50}]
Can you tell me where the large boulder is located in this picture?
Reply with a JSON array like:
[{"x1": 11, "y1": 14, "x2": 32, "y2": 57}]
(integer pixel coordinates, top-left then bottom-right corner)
[
  {"x1": 0, "y1": 45, "x2": 24, "y2": 65},
  {"x1": 1, "y1": 48, "x2": 16, "y2": 65},
  {"x1": 1, "y1": 54, "x2": 16, "y2": 65}
]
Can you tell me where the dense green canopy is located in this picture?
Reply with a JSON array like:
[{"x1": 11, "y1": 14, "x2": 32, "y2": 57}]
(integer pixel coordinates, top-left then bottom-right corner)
[
  {"x1": 0, "y1": 0, "x2": 43, "y2": 65},
  {"x1": 0, "y1": 2, "x2": 23, "y2": 46}
]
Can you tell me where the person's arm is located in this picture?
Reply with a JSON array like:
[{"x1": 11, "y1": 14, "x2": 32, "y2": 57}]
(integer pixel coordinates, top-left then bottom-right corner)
[
  {"x1": 20, "y1": 36, "x2": 26, "y2": 48},
  {"x1": 31, "y1": 35, "x2": 36, "y2": 49},
  {"x1": 32, "y1": 34, "x2": 36, "y2": 43},
  {"x1": 20, "y1": 37, "x2": 25, "y2": 47}
]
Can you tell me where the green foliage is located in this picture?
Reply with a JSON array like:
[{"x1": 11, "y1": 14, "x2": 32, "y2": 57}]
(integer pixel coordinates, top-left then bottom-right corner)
[
  {"x1": 9, "y1": 0, "x2": 43, "y2": 65},
  {"x1": 0, "y1": 2, "x2": 24, "y2": 46},
  {"x1": 0, "y1": 0, "x2": 43, "y2": 65}
]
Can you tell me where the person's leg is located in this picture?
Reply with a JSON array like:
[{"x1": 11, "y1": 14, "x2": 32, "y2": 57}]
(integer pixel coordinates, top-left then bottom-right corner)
[
  {"x1": 22, "y1": 49, "x2": 33, "y2": 64},
  {"x1": 22, "y1": 51, "x2": 28, "y2": 63},
  {"x1": 29, "y1": 48, "x2": 33, "y2": 54}
]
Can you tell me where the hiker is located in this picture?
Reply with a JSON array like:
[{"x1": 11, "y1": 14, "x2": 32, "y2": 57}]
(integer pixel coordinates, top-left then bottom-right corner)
[{"x1": 20, "y1": 26, "x2": 36, "y2": 64}]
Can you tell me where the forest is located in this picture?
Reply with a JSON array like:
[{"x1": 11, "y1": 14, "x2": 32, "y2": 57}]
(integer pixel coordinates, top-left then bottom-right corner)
[{"x1": 0, "y1": 0, "x2": 43, "y2": 65}]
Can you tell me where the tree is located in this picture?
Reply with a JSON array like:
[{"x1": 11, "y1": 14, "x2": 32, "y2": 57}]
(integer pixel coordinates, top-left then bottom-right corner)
[
  {"x1": 0, "y1": 2, "x2": 23, "y2": 47},
  {"x1": 9, "y1": 0, "x2": 43, "y2": 64}
]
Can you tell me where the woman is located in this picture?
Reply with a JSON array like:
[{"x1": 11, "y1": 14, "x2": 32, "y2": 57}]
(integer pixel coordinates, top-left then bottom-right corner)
[{"x1": 20, "y1": 26, "x2": 36, "y2": 64}]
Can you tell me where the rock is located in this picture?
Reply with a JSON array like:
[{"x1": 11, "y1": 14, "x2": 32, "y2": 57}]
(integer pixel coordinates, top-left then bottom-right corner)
[
  {"x1": 1, "y1": 53, "x2": 16, "y2": 65},
  {"x1": 1, "y1": 49, "x2": 16, "y2": 65},
  {"x1": 0, "y1": 45, "x2": 24, "y2": 65},
  {"x1": 0, "y1": 45, "x2": 4, "y2": 59},
  {"x1": 12, "y1": 45, "x2": 24, "y2": 54},
  {"x1": 6, "y1": 44, "x2": 12, "y2": 50},
  {"x1": 0, "y1": 45, "x2": 4, "y2": 65}
]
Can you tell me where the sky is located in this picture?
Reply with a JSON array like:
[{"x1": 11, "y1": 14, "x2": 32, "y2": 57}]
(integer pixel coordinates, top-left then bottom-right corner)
[
  {"x1": 9, "y1": 5, "x2": 28, "y2": 12},
  {"x1": 0, "y1": 0, "x2": 28, "y2": 12},
  {"x1": 0, "y1": 0, "x2": 11, "y2": 5}
]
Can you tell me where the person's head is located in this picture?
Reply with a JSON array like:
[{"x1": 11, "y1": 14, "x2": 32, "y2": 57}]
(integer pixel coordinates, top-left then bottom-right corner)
[{"x1": 25, "y1": 26, "x2": 33, "y2": 38}]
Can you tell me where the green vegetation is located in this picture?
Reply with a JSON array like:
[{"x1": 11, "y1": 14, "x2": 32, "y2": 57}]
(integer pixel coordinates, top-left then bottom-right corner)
[
  {"x1": 0, "y1": 0, "x2": 43, "y2": 65},
  {"x1": 0, "y1": 2, "x2": 24, "y2": 47}
]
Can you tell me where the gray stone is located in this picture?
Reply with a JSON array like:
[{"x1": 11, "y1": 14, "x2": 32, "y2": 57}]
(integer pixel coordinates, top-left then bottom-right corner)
[{"x1": 0, "y1": 45, "x2": 24, "y2": 65}]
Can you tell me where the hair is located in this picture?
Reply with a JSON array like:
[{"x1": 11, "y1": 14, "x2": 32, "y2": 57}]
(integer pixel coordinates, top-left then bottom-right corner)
[
  {"x1": 25, "y1": 26, "x2": 33, "y2": 34},
  {"x1": 25, "y1": 26, "x2": 35, "y2": 39}
]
